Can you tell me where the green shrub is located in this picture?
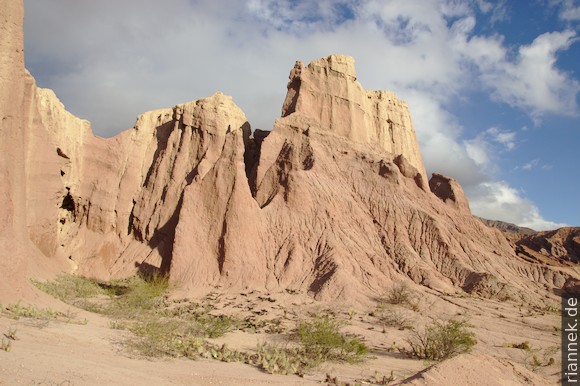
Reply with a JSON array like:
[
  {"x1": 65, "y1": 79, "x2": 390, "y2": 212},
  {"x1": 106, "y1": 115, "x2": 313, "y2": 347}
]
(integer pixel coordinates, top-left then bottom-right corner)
[
  {"x1": 405, "y1": 318, "x2": 476, "y2": 361},
  {"x1": 297, "y1": 315, "x2": 368, "y2": 364},
  {"x1": 195, "y1": 314, "x2": 234, "y2": 338}
]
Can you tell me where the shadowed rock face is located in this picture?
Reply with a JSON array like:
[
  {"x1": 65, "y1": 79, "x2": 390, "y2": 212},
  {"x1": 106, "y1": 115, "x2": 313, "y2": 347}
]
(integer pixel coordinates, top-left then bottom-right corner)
[{"x1": 0, "y1": 5, "x2": 576, "y2": 304}]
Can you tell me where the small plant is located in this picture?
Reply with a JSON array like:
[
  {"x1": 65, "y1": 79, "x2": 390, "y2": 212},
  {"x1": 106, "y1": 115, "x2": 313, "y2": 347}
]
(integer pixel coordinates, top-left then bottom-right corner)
[
  {"x1": 190, "y1": 314, "x2": 234, "y2": 338},
  {"x1": 375, "y1": 307, "x2": 413, "y2": 330},
  {"x1": 523, "y1": 345, "x2": 558, "y2": 371},
  {"x1": 5, "y1": 327, "x2": 18, "y2": 340},
  {"x1": 109, "y1": 320, "x2": 127, "y2": 330},
  {"x1": 104, "y1": 274, "x2": 170, "y2": 319},
  {"x1": 3, "y1": 303, "x2": 59, "y2": 321},
  {"x1": 1, "y1": 338, "x2": 11, "y2": 352},
  {"x1": 504, "y1": 341, "x2": 531, "y2": 350},
  {"x1": 379, "y1": 284, "x2": 420, "y2": 311},
  {"x1": 366, "y1": 370, "x2": 396, "y2": 385},
  {"x1": 404, "y1": 318, "x2": 476, "y2": 361}
]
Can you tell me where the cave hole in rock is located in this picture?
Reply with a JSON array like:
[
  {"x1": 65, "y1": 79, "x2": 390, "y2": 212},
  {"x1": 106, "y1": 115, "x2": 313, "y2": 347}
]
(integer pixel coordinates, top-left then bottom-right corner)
[{"x1": 60, "y1": 192, "x2": 76, "y2": 216}]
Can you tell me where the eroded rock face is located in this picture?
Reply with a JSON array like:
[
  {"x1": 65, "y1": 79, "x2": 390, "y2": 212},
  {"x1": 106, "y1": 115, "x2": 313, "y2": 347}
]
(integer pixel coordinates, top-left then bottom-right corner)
[
  {"x1": 506, "y1": 227, "x2": 580, "y2": 267},
  {"x1": 0, "y1": 6, "x2": 576, "y2": 304}
]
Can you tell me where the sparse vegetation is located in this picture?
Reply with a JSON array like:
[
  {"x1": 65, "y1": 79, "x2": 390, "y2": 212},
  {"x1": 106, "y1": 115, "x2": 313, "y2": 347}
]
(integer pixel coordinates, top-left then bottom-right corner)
[
  {"x1": 504, "y1": 341, "x2": 531, "y2": 350},
  {"x1": 297, "y1": 315, "x2": 368, "y2": 363},
  {"x1": 0, "y1": 327, "x2": 17, "y2": 353},
  {"x1": 31, "y1": 272, "x2": 170, "y2": 319},
  {"x1": 522, "y1": 345, "x2": 558, "y2": 372},
  {"x1": 404, "y1": 318, "x2": 476, "y2": 361},
  {"x1": 31, "y1": 274, "x2": 107, "y2": 304},
  {"x1": 375, "y1": 307, "x2": 413, "y2": 330},
  {"x1": 1, "y1": 303, "x2": 87, "y2": 327},
  {"x1": 5, "y1": 327, "x2": 17, "y2": 340},
  {"x1": 379, "y1": 283, "x2": 420, "y2": 311},
  {"x1": 1, "y1": 338, "x2": 11, "y2": 352},
  {"x1": 387, "y1": 283, "x2": 413, "y2": 305}
]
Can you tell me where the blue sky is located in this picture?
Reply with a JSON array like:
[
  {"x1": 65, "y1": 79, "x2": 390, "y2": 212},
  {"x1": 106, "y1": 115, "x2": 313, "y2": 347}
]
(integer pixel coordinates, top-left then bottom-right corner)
[{"x1": 23, "y1": 0, "x2": 579, "y2": 230}]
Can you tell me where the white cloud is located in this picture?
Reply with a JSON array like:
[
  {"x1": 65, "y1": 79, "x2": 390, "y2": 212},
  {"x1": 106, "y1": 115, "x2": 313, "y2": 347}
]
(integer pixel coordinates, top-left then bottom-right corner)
[
  {"x1": 475, "y1": 0, "x2": 509, "y2": 24},
  {"x1": 467, "y1": 181, "x2": 568, "y2": 230},
  {"x1": 474, "y1": 30, "x2": 580, "y2": 117},
  {"x1": 555, "y1": 0, "x2": 580, "y2": 21},
  {"x1": 487, "y1": 127, "x2": 516, "y2": 150},
  {"x1": 521, "y1": 159, "x2": 540, "y2": 171},
  {"x1": 516, "y1": 158, "x2": 553, "y2": 172}
]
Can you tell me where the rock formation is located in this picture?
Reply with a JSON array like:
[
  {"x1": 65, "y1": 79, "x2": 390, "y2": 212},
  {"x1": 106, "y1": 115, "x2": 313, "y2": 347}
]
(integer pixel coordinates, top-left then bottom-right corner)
[
  {"x1": 477, "y1": 217, "x2": 535, "y2": 234},
  {"x1": 0, "y1": 0, "x2": 577, "y2": 304},
  {"x1": 281, "y1": 55, "x2": 427, "y2": 183},
  {"x1": 507, "y1": 227, "x2": 580, "y2": 266}
]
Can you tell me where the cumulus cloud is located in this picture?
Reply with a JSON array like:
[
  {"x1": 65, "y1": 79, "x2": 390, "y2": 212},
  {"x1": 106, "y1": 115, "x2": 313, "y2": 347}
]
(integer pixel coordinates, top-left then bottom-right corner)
[
  {"x1": 551, "y1": 0, "x2": 580, "y2": 21},
  {"x1": 466, "y1": 181, "x2": 568, "y2": 230},
  {"x1": 23, "y1": 0, "x2": 576, "y2": 228}
]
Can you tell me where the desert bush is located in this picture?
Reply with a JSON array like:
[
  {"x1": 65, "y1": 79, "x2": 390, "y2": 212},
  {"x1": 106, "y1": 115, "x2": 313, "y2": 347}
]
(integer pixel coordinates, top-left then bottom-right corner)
[
  {"x1": 195, "y1": 314, "x2": 234, "y2": 338},
  {"x1": 387, "y1": 284, "x2": 413, "y2": 305},
  {"x1": 375, "y1": 307, "x2": 413, "y2": 330},
  {"x1": 405, "y1": 318, "x2": 476, "y2": 361},
  {"x1": 297, "y1": 315, "x2": 368, "y2": 363},
  {"x1": 379, "y1": 284, "x2": 419, "y2": 311}
]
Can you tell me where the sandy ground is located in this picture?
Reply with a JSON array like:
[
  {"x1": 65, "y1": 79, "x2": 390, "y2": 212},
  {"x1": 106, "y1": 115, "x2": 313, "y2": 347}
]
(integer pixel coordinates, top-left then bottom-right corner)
[{"x1": 0, "y1": 288, "x2": 561, "y2": 385}]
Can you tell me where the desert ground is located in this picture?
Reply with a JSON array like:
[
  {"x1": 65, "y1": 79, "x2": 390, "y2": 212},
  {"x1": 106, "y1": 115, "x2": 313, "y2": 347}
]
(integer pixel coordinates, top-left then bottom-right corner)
[{"x1": 0, "y1": 278, "x2": 559, "y2": 385}]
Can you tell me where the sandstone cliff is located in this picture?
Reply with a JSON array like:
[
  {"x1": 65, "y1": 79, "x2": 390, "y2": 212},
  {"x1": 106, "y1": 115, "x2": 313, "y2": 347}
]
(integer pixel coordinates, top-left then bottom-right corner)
[
  {"x1": 281, "y1": 55, "x2": 427, "y2": 183},
  {"x1": 0, "y1": 1, "x2": 576, "y2": 304}
]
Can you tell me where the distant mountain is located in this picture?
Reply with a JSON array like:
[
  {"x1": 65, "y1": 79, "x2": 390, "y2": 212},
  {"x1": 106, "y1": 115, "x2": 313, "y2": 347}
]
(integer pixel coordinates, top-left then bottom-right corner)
[{"x1": 476, "y1": 217, "x2": 536, "y2": 234}]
